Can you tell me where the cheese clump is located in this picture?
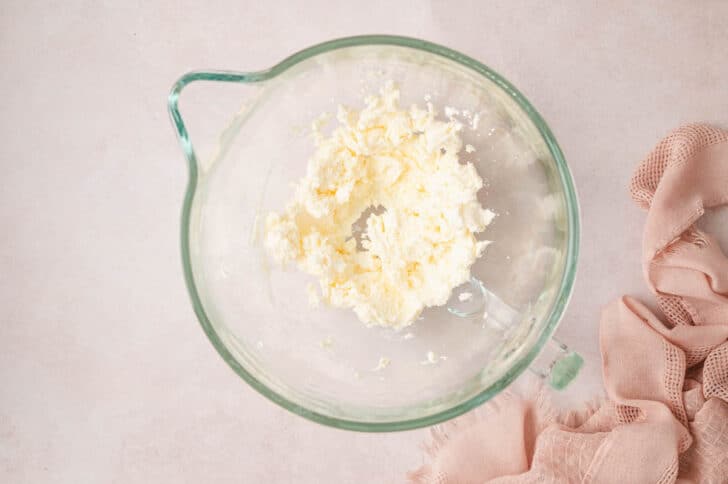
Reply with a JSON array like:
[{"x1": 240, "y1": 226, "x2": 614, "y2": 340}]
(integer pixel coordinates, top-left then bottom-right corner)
[{"x1": 264, "y1": 82, "x2": 494, "y2": 328}]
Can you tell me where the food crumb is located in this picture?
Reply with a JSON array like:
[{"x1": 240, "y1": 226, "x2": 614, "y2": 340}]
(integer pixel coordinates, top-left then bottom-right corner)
[
  {"x1": 307, "y1": 283, "x2": 320, "y2": 308},
  {"x1": 465, "y1": 144, "x2": 476, "y2": 153},
  {"x1": 421, "y1": 351, "x2": 449, "y2": 365},
  {"x1": 444, "y1": 106, "x2": 460, "y2": 118},
  {"x1": 372, "y1": 356, "x2": 391, "y2": 371},
  {"x1": 311, "y1": 112, "x2": 331, "y2": 141},
  {"x1": 319, "y1": 336, "x2": 333, "y2": 349},
  {"x1": 402, "y1": 332, "x2": 415, "y2": 340}
]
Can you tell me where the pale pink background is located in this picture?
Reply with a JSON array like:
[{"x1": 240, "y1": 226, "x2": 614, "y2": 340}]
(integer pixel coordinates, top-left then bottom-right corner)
[{"x1": 1, "y1": 1, "x2": 727, "y2": 483}]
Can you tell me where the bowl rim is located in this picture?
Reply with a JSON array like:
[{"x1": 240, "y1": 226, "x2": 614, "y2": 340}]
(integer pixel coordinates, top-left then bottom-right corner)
[{"x1": 168, "y1": 34, "x2": 580, "y2": 432}]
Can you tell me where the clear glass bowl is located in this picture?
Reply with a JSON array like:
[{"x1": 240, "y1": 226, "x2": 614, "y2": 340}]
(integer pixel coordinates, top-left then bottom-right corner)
[{"x1": 168, "y1": 35, "x2": 580, "y2": 431}]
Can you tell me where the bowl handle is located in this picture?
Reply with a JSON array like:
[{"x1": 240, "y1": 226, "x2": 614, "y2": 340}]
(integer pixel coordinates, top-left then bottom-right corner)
[
  {"x1": 529, "y1": 338, "x2": 583, "y2": 390},
  {"x1": 475, "y1": 282, "x2": 582, "y2": 391}
]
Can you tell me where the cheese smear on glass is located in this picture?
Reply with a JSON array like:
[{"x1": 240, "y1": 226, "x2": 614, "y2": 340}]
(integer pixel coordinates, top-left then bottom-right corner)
[{"x1": 264, "y1": 82, "x2": 494, "y2": 328}]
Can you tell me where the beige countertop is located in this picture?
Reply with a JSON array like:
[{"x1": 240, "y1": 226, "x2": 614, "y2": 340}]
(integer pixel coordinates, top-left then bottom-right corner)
[{"x1": 2, "y1": 1, "x2": 727, "y2": 482}]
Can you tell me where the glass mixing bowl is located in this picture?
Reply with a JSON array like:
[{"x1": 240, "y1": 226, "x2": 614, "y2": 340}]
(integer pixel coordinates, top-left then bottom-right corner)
[{"x1": 168, "y1": 35, "x2": 580, "y2": 431}]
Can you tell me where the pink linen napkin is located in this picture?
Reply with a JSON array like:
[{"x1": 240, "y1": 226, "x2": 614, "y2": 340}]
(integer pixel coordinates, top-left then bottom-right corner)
[{"x1": 409, "y1": 124, "x2": 728, "y2": 483}]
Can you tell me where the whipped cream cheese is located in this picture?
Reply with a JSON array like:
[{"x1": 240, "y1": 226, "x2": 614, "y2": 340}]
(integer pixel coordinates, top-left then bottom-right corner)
[{"x1": 264, "y1": 82, "x2": 494, "y2": 328}]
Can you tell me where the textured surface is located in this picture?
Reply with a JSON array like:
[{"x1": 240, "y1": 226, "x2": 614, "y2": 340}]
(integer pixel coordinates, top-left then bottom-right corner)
[{"x1": 1, "y1": 1, "x2": 728, "y2": 483}]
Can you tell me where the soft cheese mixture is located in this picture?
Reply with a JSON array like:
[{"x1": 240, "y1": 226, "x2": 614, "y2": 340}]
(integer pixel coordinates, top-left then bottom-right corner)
[{"x1": 264, "y1": 82, "x2": 494, "y2": 328}]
